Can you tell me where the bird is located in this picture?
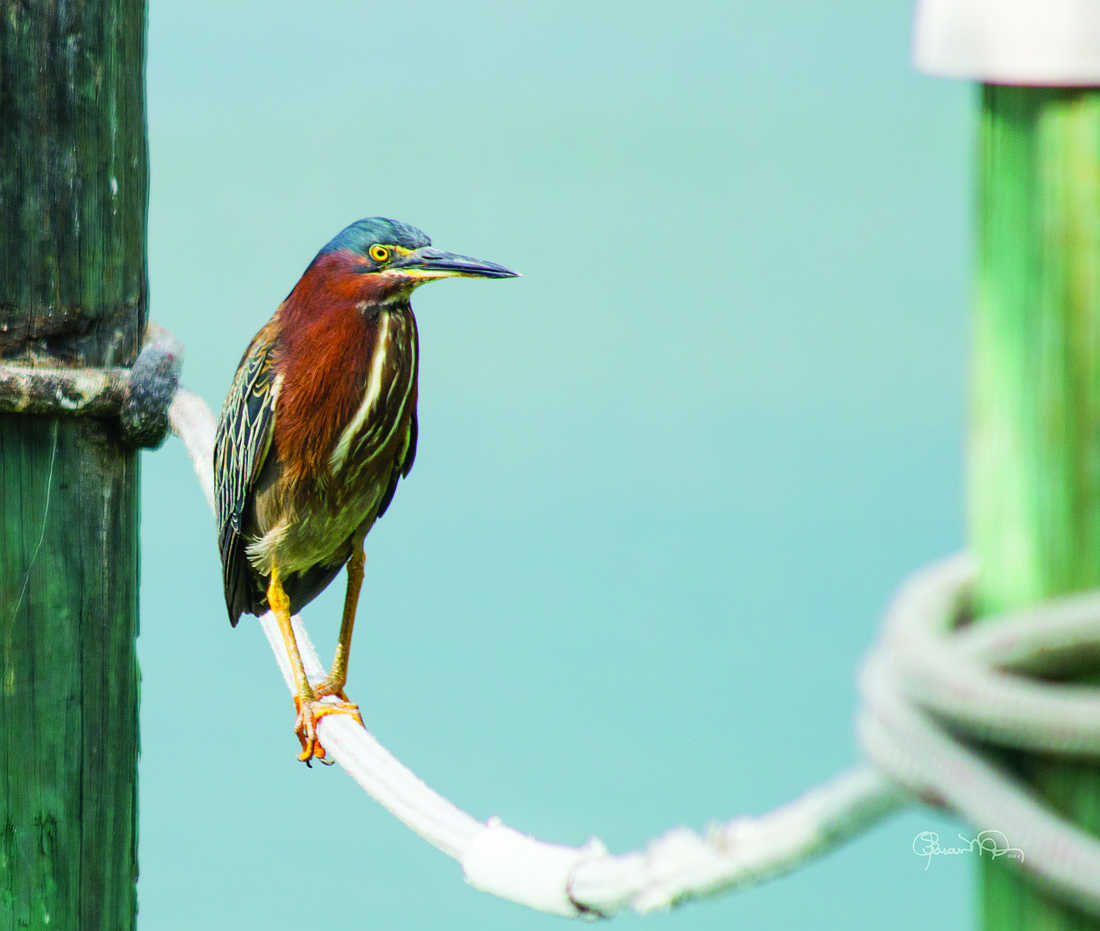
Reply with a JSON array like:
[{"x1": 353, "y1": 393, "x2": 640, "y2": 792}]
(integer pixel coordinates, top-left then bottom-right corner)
[{"x1": 213, "y1": 217, "x2": 517, "y2": 762}]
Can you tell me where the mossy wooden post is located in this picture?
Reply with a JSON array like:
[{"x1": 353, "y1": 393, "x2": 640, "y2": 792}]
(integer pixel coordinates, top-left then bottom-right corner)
[
  {"x1": 0, "y1": 3, "x2": 147, "y2": 930},
  {"x1": 970, "y1": 85, "x2": 1100, "y2": 929}
]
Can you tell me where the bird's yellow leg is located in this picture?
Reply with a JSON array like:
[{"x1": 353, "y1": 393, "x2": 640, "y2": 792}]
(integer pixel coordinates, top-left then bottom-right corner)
[
  {"x1": 268, "y1": 564, "x2": 362, "y2": 763},
  {"x1": 311, "y1": 537, "x2": 365, "y2": 703}
]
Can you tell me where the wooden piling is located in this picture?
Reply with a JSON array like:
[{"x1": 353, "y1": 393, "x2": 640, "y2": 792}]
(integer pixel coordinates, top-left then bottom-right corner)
[{"x1": 0, "y1": 3, "x2": 147, "y2": 929}]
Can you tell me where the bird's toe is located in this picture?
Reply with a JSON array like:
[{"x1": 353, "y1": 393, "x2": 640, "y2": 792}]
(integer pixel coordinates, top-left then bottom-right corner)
[{"x1": 293, "y1": 695, "x2": 364, "y2": 763}]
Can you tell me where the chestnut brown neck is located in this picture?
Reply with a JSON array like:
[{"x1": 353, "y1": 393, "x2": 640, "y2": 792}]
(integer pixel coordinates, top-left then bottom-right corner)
[{"x1": 272, "y1": 256, "x2": 413, "y2": 488}]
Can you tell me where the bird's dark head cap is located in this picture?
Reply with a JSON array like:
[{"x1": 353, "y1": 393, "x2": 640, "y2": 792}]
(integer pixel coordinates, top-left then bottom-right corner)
[
  {"x1": 320, "y1": 217, "x2": 432, "y2": 258},
  {"x1": 311, "y1": 216, "x2": 518, "y2": 284}
]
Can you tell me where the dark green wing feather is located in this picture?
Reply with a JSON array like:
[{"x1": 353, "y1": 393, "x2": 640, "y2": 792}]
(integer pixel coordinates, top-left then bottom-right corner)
[
  {"x1": 375, "y1": 410, "x2": 417, "y2": 521},
  {"x1": 214, "y1": 321, "x2": 280, "y2": 624}
]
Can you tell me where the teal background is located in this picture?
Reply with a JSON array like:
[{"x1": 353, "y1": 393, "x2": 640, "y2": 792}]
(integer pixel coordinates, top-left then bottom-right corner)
[{"x1": 139, "y1": 1, "x2": 973, "y2": 928}]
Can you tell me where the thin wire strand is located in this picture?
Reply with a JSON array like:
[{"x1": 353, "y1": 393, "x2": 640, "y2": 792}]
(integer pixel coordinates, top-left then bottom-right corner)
[{"x1": 6, "y1": 419, "x2": 58, "y2": 636}]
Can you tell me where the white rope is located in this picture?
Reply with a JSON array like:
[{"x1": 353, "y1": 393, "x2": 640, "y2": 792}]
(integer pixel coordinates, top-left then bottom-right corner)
[
  {"x1": 167, "y1": 383, "x2": 1100, "y2": 918},
  {"x1": 168, "y1": 387, "x2": 216, "y2": 513}
]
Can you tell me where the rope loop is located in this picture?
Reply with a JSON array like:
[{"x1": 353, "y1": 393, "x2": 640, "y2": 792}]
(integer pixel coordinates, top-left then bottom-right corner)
[{"x1": 860, "y1": 555, "x2": 1100, "y2": 914}]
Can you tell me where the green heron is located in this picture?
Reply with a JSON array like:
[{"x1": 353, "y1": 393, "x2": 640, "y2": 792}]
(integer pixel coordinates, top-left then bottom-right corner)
[{"x1": 214, "y1": 217, "x2": 516, "y2": 762}]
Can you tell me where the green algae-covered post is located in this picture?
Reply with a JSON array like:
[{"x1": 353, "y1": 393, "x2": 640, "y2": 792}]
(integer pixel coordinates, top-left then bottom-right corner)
[
  {"x1": 971, "y1": 84, "x2": 1100, "y2": 931},
  {"x1": 0, "y1": 3, "x2": 147, "y2": 930},
  {"x1": 914, "y1": 6, "x2": 1100, "y2": 928}
]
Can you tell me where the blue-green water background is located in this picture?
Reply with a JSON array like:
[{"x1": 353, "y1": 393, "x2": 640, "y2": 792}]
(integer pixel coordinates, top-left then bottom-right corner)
[{"x1": 140, "y1": 1, "x2": 973, "y2": 927}]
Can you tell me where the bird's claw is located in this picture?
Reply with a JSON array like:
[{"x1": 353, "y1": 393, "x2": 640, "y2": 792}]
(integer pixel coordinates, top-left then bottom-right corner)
[
  {"x1": 293, "y1": 695, "x2": 364, "y2": 763},
  {"x1": 309, "y1": 677, "x2": 352, "y2": 703}
]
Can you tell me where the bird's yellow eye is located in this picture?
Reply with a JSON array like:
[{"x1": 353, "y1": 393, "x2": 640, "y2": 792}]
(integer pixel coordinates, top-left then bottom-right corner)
[{"x1": 369, "y1": 244, "x2": 390, "y2": 264}]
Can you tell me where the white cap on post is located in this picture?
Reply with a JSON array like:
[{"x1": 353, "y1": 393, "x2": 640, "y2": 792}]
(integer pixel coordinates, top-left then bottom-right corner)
[{"x1": 914, "y1": 0, "x2": 1100, "y2": 84}]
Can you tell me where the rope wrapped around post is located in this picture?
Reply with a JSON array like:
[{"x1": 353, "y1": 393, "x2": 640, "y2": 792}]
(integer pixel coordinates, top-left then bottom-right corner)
[{"x1": 0, "y1": 323, "x2": 183, "y2": 448}]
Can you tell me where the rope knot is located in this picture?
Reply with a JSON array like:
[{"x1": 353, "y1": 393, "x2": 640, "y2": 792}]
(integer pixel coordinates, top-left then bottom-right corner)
[{"x1": 0, "y1": 323, "x2": 183, "y2": 448}]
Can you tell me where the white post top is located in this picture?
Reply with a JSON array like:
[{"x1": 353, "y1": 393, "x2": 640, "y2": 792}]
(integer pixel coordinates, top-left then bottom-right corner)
[{"x1": 914, "y1": 0, "x2": 1100, "y2": 84}]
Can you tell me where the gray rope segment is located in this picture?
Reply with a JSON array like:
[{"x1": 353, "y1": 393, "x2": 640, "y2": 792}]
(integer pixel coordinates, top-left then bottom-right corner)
[
  {"x1": 164, "y1": 372, "x2": 1100, "y2": 917},
  {"x1": 0, "y1": 323, "x2": 183, "y2": 448}
]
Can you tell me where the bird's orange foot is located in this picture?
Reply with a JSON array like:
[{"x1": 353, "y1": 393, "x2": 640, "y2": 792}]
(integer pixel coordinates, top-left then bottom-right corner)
[{"x1": 293, "y1": 695, "x2": 364, "y2": 764}]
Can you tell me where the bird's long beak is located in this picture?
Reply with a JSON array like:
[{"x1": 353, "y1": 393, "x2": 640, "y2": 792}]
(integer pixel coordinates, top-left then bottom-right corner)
[{"x1": 389, "y1": 246, "x2": 519, "y2": 281}]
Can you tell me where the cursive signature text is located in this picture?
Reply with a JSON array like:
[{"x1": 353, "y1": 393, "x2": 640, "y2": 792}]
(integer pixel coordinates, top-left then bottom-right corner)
[{"x1": 912, "y1": 831, "x2": 1024, "y2": 871}]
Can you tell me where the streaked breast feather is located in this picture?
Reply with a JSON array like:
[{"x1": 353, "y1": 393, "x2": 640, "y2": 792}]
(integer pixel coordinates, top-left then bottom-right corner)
[
  {"x1": 328, "y1": 312, "x2": 416, "y2": 479},
  {"x1": 329, "y1": 313, "x2": 391, "y2": 473}
]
